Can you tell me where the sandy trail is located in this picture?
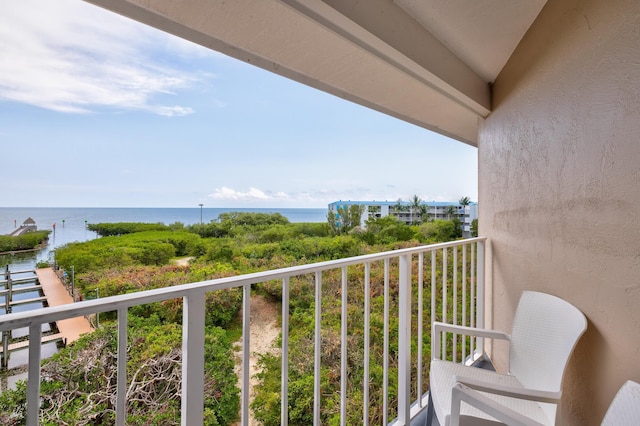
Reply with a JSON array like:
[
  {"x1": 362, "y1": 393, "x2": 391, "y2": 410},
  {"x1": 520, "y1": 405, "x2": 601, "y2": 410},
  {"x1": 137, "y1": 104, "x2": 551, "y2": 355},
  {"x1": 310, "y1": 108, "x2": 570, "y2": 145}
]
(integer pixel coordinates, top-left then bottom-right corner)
[
  {"x1": 171, "y1": 256, "x2": 194, "y2": 266},
  {"x1": 232, "y1": 294, "x2": 280, "y2": 425}
]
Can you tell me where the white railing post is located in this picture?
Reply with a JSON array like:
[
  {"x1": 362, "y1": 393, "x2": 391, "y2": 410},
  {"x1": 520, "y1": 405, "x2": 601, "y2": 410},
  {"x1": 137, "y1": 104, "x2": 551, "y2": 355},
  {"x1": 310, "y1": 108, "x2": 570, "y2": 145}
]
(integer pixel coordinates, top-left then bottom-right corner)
[
  {"x1": 116, "y1": 307, "x2": 128, "y2": 426},
  {"x1": 471, "y1": 242, "x2": 476, "y2": 355},
  {"x1": 314, "y1": 272, "x2": 322, "y2": 425},
  {"x1": 476, "y1": 240, "x2": 485, "y2": 356},
  {"x1": 281, "y1": 278, "x2": 290, "y2": 426},
  {"x1": 242, "y1": 284, "x2": 251, "y2": 425},
  {"x1": 417, "y1": 253, "x2": 424, "y2": 408},
  {"x1": 26, "y1": 324, "x2": 42, "y2": 426},
  {"x1": 453, "y1": 247, "x2": 458, "y2": 362},
  {"x1": 383, "y1": 258, "x2": 390, "y2": 425},
  {"x1": 462, "y1": 245, "x2": 467, "y2": 361},
  {"x1": 441, "y1": 248, "x2": 448, "y2": 360},
  {"x1": 182, "y1": 291, "x2": 206, "y2": 426},
  {"x1": 340, "y1": 267, "x2": 348, "y2": 426},
  {"x1": 431, "y1": 250, "x2": 436, "y2": 349},
  {"x1": 398, "y1": 254, "x2": 411, "y2": 424},
  {"x1": 363, "y1": 263, "x2": 371, "y2": 426}
]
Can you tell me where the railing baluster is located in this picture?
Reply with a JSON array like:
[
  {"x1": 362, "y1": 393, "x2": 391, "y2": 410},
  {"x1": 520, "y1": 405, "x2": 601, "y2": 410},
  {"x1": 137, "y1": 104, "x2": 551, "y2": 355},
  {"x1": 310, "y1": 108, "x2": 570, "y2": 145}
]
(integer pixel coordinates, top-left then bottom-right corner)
[
  {"x1": 281, "y1": 277, "x2": 290, "y2": 426},
  {"x1": 462, "y1": 245, "x2": 467, "y2": 362},
  {"x1": 242, "y1": 284, "x2": 251, "y2": 426},
  {"x1": 363, "y1": 263, "x2": 370, "y2": 426},
  {"x1": 182, "y1": 292, "x2": 205, "y2": 426},
  {"x1": 431, "y1": 249, "x2": 436, "y2": 358},
  {"x1": 314, "y1": 272, "x2": 322, "y2": 426},
  {"x1": 453, "y1": 247, "x2": 458, "y2": 362},
  {"x1": 398, "y1": 254, "x2": 411, "y2": 424},
  {"x1": 116, "y1": 307, "x2": 128, "y2": 426},
  {"x1": 476, "y1": 240, "x2": 485, "y2": 357},
  {"x1": 26, "y1": 324, "x2": 41, "y2": 426},
  {"x1": 383, "y1": 258, "x2": 390, "y2": 425},
  {"x1": 417, "y1": 253, "x2": 424, "y2": 407},
  {"x1": 471, "y1": 243, "x2": 476, "y2": 356},
  {"x1": 441, "y1": 248, "x2": 447, "y2": 360},
  {"x1": 340, "y1": 267, "x2": 348, "y2": 426}
]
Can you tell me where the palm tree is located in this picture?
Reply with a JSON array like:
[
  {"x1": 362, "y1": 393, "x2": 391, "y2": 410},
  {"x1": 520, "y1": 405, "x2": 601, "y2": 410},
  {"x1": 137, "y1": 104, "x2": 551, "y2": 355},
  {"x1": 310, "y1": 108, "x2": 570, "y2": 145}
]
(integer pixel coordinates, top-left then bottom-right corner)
[
  {"x1": 393, "y1": 198, "x2": 410, "y2": 224},
  {"x1": 419, "y1": 204, "x2": 430, "y2": 222},
  {"x1": 367, "y1": 205, "x2": 380, "y2": 220},
  {"x1": 410, "y1": 194, "x2": 422, "y2": 224},
  {"x1": 459, "y1": 196, "x2": 471, "y2": 206},
  {"x1": 445, "y1": 205, "x2": 457, "y2": 220},
  {"x1": 458, "y1": 196, "x2": 472, "y2": 235}
]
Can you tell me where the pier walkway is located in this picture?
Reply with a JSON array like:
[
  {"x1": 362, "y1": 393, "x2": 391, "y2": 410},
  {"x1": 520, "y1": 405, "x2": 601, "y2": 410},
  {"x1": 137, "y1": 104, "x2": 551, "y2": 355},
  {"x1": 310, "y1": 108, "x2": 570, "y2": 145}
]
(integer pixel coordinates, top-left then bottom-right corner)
[{"x1": 35, "y1": 268, "x2": 93, "y2": 343}]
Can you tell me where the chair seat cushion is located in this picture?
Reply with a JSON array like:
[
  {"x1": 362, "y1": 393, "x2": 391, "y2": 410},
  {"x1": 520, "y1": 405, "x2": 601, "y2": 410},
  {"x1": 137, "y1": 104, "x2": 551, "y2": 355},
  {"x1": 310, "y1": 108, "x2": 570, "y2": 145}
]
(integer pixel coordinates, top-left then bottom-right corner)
[{"x1": 430, "y1": 359, "x2": 552, "y2": 426}]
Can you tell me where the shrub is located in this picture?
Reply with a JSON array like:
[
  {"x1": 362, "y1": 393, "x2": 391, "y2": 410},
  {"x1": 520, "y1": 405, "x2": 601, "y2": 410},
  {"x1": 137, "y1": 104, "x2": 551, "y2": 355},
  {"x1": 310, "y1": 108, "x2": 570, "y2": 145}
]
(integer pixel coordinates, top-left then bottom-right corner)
[
  {"x1": 88, "y1": 222, "x2": 169, "y2": 236},
  {"x1": 418, "y1": 220, "x2": 460, "y2": 242},
  {"x1": 0, "y1": 231, "x2": 50, "y2": 253},
  {"x1": 218, "y1": 212, "x2": 290, "y2": 228},
  {"x1": 55, "y1": 231, "x2": 203, "y2": 273}
]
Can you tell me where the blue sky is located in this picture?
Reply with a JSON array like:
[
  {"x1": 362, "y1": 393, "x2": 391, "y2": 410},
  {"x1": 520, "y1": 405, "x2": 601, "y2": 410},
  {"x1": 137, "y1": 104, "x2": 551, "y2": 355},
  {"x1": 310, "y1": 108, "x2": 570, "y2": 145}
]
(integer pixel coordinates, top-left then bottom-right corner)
[{"x1": 0, "y1": 0, "x2": 477, "y2": 208}]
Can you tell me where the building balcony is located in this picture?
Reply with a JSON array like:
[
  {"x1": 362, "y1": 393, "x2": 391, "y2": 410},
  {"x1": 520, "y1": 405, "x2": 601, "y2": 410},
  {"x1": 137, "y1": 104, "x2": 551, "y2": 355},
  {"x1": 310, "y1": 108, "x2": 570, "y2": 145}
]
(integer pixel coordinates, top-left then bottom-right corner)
[{"x1": 0, "y1": 237, "x2": 486, "y2": 425}]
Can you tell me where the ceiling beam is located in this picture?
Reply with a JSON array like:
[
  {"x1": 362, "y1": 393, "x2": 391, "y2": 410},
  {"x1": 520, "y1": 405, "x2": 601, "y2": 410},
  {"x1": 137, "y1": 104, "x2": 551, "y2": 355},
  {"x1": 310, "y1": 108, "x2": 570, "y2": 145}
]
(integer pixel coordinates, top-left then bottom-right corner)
[
  {"x1": 284, "y1": 0, "x2": 491, "y2": 115},
  {"x1": 85, "y1": 0, "x2": 488, "y2": 145}
]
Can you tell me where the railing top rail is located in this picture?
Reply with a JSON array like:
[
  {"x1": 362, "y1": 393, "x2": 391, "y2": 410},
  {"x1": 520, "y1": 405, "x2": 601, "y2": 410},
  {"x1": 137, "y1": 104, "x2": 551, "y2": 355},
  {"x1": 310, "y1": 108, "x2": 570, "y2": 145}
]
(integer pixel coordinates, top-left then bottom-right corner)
[{"x1": 0, "y1": 237, "x2": 485, "y2": 331}]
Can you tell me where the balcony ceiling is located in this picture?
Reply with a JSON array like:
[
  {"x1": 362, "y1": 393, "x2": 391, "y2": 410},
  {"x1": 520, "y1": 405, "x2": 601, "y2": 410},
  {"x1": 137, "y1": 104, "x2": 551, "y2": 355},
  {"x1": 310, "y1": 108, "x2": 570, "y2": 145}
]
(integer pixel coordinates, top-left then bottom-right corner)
[{"x1": 86, "y1": 0, "x2": 547, "y2": 146}]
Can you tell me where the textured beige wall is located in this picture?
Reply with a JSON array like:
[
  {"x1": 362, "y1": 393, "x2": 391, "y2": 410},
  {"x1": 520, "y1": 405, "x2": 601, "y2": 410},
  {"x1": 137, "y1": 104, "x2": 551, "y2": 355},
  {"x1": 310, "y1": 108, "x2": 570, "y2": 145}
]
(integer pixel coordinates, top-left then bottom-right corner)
[{"x1": 479, "y1": 0, "x2": 640, "y2": 424}]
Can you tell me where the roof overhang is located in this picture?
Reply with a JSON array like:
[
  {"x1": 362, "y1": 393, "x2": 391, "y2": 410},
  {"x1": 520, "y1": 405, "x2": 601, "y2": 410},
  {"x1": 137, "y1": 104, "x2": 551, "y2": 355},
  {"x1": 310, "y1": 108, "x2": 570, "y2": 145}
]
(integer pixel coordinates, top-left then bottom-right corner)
[{"x1": 85, "y1": 0, "x2": 547, "y2": 146}]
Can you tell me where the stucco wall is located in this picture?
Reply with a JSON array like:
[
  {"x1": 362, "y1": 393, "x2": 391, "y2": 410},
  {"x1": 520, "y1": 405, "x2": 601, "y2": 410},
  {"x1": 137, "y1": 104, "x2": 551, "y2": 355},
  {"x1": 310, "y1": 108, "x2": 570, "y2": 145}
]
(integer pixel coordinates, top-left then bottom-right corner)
[{"x1": 478, "y1": 0, "x2": 640, "y2": 423}]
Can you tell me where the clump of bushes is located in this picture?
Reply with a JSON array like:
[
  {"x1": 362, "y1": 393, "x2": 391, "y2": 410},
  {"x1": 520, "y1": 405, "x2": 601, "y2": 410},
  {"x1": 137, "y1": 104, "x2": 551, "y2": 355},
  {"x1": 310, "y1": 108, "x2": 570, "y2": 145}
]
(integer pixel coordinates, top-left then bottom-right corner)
[
  {"x1": 0, "y1": 230, "x2": 50, "y2": 253},
  {"x1": 88, "y1": 222, "x2": 171, "y2": 236}
]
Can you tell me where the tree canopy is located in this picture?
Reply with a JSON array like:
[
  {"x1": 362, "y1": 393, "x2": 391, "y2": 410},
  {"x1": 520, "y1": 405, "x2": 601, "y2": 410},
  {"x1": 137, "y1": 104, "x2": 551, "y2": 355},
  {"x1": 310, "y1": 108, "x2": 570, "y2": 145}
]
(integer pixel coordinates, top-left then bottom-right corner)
[{"x1": 327, "y1": 204, "x2": 365, "y2": 235}]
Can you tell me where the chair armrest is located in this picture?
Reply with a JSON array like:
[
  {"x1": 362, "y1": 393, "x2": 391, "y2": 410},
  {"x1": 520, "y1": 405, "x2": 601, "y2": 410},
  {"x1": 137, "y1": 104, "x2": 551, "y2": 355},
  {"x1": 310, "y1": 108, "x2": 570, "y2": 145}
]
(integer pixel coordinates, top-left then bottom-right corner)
[
  {"x1": 454, "y1": 376, "x2": 562, "y2": 404},
  {"x1": 432, "y1": 322, "x2": 510, "y2": 360},
  {"x1": 450, "y1": 383, "x2": 547, "y2": 426}
]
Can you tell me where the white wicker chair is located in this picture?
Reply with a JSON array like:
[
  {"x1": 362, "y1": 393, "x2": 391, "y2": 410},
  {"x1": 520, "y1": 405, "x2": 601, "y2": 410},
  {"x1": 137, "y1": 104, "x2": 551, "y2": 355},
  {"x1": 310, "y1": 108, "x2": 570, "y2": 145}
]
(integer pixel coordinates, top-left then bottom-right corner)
[
  {"x1": 428, "y1": 291, "x2": 587, "y2": 426},
  {"x1": 601, "y1": 380, "x2": 640, "y2": 426}
]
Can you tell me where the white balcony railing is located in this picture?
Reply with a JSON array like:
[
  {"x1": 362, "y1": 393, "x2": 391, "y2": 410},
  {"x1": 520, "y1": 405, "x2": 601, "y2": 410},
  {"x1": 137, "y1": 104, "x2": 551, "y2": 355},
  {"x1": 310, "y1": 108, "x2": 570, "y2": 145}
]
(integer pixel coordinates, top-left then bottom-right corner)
[{"x1": 0, "y1": 237, "x2": 486, "y2": 426}]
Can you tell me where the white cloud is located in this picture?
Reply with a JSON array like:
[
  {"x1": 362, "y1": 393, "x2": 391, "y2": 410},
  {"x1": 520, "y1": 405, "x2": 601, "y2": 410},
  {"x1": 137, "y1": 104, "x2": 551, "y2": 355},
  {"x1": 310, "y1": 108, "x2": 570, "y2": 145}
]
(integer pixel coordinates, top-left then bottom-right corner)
[
  {"x1": 0, "y1": 0, "x2": 210, "y2": 116},
  {"x1": 206, "y1": 184, "x2": 473, "y2": 208},
  {"x1": 154, "y1": 106, "x2": 195, "y2": 117},
  {"x1": 209, "y1": 187, "x2": 274, "y2": 201},
  {"x1": 207, "y1": 186, "x2": 381, "y2": 206},
  {"x1": 209, "y1": 186, "x2": 328, "y2": 203}
]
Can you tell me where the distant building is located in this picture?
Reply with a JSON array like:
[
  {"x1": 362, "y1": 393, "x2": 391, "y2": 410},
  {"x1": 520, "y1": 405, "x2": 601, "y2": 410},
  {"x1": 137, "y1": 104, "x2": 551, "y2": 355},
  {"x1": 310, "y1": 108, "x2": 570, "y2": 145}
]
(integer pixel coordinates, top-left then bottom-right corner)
[{"x1": 328, "y1": 200, "x2": 478, "y2": 237}]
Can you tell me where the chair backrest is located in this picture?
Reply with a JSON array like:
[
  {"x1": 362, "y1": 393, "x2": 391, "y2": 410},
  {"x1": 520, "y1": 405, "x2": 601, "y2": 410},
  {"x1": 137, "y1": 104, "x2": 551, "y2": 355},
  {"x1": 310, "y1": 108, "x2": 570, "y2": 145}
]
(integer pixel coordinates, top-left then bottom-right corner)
[
  {"x1": 508, "y1": 292, "x2": 587, "y2": 421},
  {"x1": 601, "y1": 381, "x2": 640, "y2": 426}
]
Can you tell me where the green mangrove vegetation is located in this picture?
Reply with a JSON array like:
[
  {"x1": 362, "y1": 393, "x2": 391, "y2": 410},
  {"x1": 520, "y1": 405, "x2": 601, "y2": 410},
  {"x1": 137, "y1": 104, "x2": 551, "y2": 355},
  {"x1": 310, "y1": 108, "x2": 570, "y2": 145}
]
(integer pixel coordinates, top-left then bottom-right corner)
[
  {"x1": 1, "y1": 212, "x2": 472, "y2": 425},
  {"x1": 0, "y1": 231, "x2": 50, "y2": 254}
]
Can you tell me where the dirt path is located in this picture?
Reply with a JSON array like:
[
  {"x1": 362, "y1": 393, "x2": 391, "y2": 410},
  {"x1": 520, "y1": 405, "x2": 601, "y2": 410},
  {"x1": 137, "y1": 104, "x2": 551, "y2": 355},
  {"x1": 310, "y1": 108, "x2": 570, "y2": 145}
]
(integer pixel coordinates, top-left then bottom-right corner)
[
  {"x1": 171, "y1": 256, "x2": 194, "y2": 266},
  {"x1": 232, "y1": 294, "x2": 280, "y2": 425}
]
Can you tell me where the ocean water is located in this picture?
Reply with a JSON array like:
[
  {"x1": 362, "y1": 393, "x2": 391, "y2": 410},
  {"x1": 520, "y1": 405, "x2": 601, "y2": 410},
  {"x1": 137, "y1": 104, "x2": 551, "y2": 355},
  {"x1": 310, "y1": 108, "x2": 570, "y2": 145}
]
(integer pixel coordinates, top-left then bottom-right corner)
[{"x1": 0, "y1": 207, "x2": 328, "y2": 270}]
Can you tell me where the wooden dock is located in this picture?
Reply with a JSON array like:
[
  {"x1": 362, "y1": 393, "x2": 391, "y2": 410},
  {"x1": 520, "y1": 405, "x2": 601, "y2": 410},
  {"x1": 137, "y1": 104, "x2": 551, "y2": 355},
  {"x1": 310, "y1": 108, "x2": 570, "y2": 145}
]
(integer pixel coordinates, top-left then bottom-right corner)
[
  {"x1": 0, "y1": 284, "x2": 42, "y2": 296},
  {"x1": 0, "y1": 268, "x2": 93, "y2": 364},
  {"x1": 0, "y1": 333, "x2": 65, "y2": 354},
  {"x1": 0, "y1": 276, "x2": 36, "y2": 285},
  {"x1": 0, "y1": 296, "x2": 48, "y2": 310},
  {"x1": 35, "y1": 268, "x2": 93, "y2": 343}
]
